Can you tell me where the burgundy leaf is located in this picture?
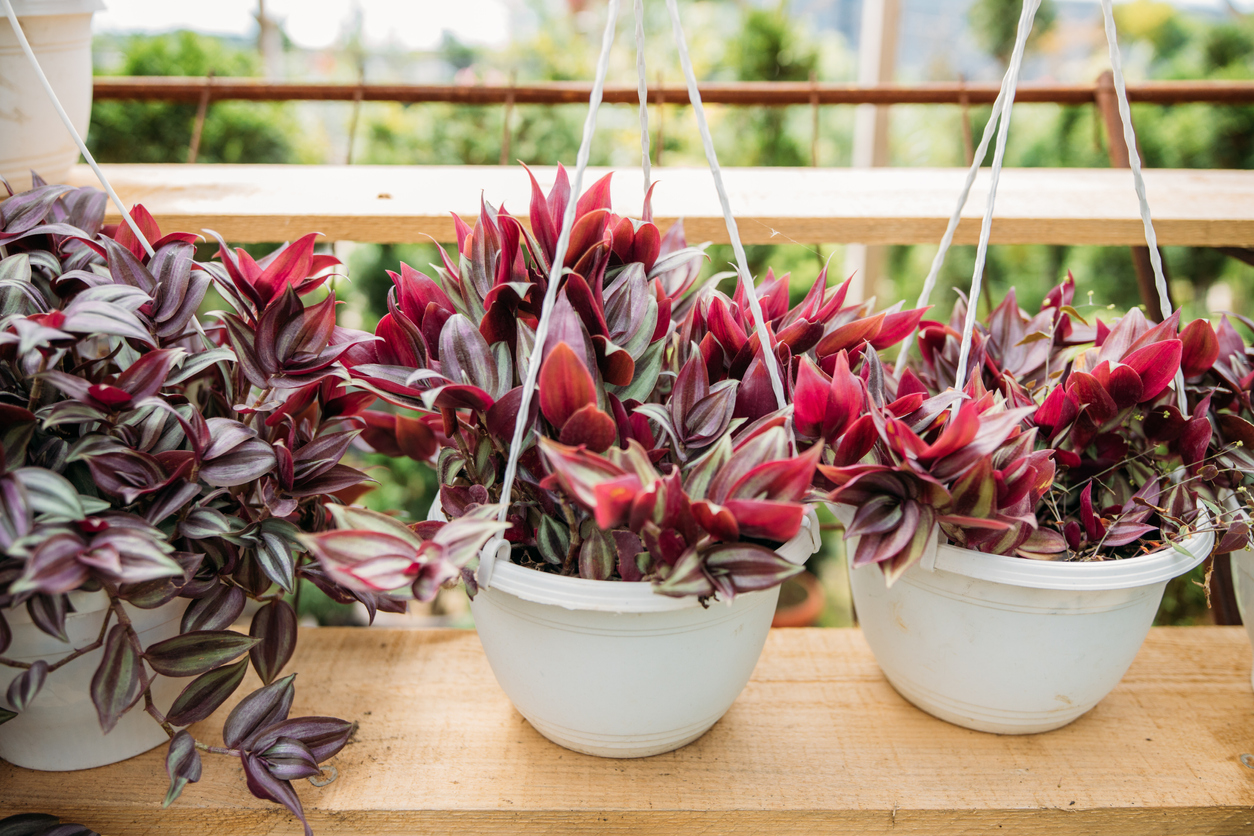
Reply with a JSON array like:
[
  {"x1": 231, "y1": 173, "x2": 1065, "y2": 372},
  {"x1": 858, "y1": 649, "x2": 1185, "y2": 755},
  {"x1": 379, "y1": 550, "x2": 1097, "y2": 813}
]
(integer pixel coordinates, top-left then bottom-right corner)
[
  {"x1": 91, "y1": 624, "x2": 144, "y2": 733},
  {"x1": 1122, "y1": 339, "x2": 1182, "y2": 402},
  {"x1": 1179, "y1": 318, "x2": 1219, "y2": 378},
  {"x1": 252, "y1": 716, "x2": 355, "y2": 763},
  {"x1": 165, "y1": 658, "x2": 249, "y2": 727},
  {"x1": 249, "y1": 600, "x2": 297, "y2": 686},
  {"x1": 145, "y1": 630, "x2": 259, "y2": 678},
  {"x1": 241, "y1": 751, "x2": 312, "y2": 836},
  {"x1": 539, "y1": 341, "x2": 597, "y2": 430},
  {"x1": 6, "y1": 659, "x2": 47, "y2": 711},
  {"x1": 223, "y1": 674, "x2": 296, "y2": 749},
  {"x1": 163, "y1": 729, "x2": 202, "y2": 807}
]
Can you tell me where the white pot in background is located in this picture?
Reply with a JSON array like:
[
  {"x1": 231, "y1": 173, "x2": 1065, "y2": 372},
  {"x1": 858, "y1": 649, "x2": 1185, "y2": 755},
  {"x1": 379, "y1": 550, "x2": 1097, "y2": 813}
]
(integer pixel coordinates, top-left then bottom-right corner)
[
  {"x1": 467, "y1": 512, "x2": 822, "y2": 758},
  {"x1": 0, "y1": 0, "x2": 103, "y2": 191},
  {"x1": 0, "y1": 590, "x2": 187, "y2": 771},
  {"x1": 841, "y1": 506, "x2": 1212, "y2": 735},
  {"x1": 1232, "y1": 547, "x2": 1254, "y2": 687}
]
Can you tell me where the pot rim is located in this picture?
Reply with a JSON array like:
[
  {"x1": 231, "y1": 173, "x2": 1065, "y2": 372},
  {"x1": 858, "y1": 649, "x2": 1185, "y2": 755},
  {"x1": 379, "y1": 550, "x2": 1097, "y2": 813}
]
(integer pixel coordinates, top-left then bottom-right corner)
[
  {"x1": 480, "y1": 508, "x2": 823, "y2": 612},
  {"x1": 834, "y1": 502, "x2": 1214, "y2": 591},
  {"x1": 6, "y1": 0, "x2": 104, "y2": 17},
  {"x1": 3, "y1": 589, "x2": 109, "y2": 627}
]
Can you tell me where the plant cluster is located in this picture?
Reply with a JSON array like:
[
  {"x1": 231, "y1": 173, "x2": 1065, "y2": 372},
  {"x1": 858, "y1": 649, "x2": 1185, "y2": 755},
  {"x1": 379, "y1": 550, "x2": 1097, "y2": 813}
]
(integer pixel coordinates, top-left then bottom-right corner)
[
  {"x1": 0, "y1": 178, "x2": 499, "y2": 833},
  {"x1": 823, "y1": 275, "x2": 1254, "y2": 583},
  {"x1": 330, "y1": 165, "x2": 933, "y2": 599}
]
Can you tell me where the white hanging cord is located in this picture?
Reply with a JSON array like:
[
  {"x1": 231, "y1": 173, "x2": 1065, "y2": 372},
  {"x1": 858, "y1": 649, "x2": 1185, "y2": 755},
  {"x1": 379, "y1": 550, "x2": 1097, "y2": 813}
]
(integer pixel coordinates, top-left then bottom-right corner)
[
  {"x1": 1097, "y1": 0, "x2": 1170, "y2": 320},
  {"x1": 892, "y1": 78, "x2": 1012, "y2": 372},
  {"x1": 634, "y1": 0, "x2": 651, "y2": 194},
  {"x1": 951, "y1": 0, "x2": 1042, "y2": 394},
  {"x1": 1098, "y1": 0, "x2": 1185, "y2": 412},
  {"x1": 482, "y1": 0, "x2": 622, "y2": 587},
  {"x1": 665, "y1": 0, "x2": 787, "y2": 412},
  {"x1": 1, "y1": 0, "x2": 154, "y2": 258}
]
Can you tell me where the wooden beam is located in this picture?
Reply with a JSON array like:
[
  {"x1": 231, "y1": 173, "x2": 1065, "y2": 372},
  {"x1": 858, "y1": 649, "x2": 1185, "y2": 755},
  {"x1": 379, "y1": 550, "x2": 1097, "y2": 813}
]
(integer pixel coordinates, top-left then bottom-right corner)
[
  {"x1": 90, "y1": 76, "x2": 1254, "y2": 106},
  {"x1": 59, "y1": 164, "x2": 1254, "y2": 247},
  {"x1": 3, "y1": 627, "x2": 1253, "y2": 834}
]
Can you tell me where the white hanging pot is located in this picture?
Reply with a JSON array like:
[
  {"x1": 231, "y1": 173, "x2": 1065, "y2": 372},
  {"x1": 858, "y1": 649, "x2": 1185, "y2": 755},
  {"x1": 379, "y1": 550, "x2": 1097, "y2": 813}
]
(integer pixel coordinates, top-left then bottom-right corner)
[
  {"x1": 437, "y1": 504, "x2": 822, "y2": 757},
  {"x1": 0, "y1": 0, "x2": 104, "y2": 191},
  {"x1": 0, "y1": 590, "x2": 187, "y2": 771},
  {"x1": 1230, "y1": 547, "x2": 1254, "y2": 689},
  {"x1": 836, "y1": 504, "x2": 1212, "y2": 735}
]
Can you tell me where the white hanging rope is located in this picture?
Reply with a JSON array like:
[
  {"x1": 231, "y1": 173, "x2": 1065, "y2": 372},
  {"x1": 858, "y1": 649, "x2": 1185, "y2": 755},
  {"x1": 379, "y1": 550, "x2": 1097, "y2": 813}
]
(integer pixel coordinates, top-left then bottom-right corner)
[
  {"x1": 1097, "y1": 0, "x2": 1170, "y2": 319},
  {"x1": 951, "y1": 0, "x2": 1042, "y2": 393},
  {"x1": 892, "y1": 79, "x2": 1012, "y2": 372},
  {"x1": 1, "y1": 0, "x2": 154, "y2": 257},
  {"x1": 482, "y1": 0, "x2": 622, "y2": 587},
  {"x1": 634, "y1": 0, "x2": 651, "y2": 194},
  {"x1": 1098, "y1": 0, "x2": 1185, "y2": 412},
  {"x1": 665, "y1": 0, "x2": 788, "y2": 412}
]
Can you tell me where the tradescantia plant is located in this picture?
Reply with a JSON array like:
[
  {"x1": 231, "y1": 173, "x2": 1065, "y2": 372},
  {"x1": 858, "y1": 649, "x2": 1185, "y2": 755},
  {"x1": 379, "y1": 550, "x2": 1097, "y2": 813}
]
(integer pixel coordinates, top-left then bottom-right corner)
[
  {"x1": 0, "y1": 178, "x2": 501, "y2": 834},
  {"x1": 0, "y1": 813, "x2": 99, "y2": 836},
  {"x1": 1175, "y1": 312, "x2": 1254, "y2": 553},
  {"x1": 319, "y1": 164, "x2": 931, "y2": 600},
  {"x1": 821, "y1": 275, "x2": 1253, "y2": 584}
]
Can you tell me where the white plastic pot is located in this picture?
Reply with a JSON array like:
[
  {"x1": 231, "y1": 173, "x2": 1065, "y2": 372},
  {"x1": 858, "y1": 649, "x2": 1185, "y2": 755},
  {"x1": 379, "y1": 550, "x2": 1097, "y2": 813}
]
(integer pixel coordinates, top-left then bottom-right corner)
[
  {"x1": 1232, "y1": 546, "x2": 1254, "y2": 688},
  {"x1": 0, "y1": 590, "x2": 187, "y2": 771},
  {"x1": 460, "y1": 508, "x2": 822, "y2": 758},
  {"x1": 840, "y1": 505, "x2": 1212, "y2": 735},
  {"x1": 0, "y1": 0, "x2": 104, "y2": 191}
]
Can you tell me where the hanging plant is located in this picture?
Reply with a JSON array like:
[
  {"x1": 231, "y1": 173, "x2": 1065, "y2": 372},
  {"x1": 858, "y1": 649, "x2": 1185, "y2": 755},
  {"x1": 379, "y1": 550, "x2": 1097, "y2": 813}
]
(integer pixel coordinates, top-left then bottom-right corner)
[
  {"x1": 0, "y1": 178, "x2": 506, "y2": 833},
  {"x1": 317, "y1": 164, "x2": 925, "y2": 601}
]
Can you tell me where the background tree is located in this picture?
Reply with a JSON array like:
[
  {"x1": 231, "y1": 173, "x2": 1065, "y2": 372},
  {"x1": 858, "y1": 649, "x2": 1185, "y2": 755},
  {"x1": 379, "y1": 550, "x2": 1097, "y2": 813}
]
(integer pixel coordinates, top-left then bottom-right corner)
[{"x1": 89, "y1": 31, "x2": 298, "y2": 164}]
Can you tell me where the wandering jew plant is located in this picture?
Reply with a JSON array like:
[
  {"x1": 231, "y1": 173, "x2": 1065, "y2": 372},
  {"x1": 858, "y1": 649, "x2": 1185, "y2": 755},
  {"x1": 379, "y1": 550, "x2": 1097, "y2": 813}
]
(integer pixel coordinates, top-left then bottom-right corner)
[
  {"x1": 821, "y1": 275, "x2": 1252, "y2": 584},
  {"x1": 0, "y1": 179, "x2": 501, "y2": 834},
  {"x1": 321, "y1": 164, "x2": 927, "y2": 600}
]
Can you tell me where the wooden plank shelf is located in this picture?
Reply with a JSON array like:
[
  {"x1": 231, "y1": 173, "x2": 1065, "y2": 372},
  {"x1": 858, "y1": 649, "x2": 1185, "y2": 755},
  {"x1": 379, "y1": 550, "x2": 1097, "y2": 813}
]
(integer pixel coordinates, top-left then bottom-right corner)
[
  {"x1": 4, "y1": 627, "x2": 1254, "y2": 834},
  {"x1": 62, "y1": 164, "x2": 1254, "y2": 248}
]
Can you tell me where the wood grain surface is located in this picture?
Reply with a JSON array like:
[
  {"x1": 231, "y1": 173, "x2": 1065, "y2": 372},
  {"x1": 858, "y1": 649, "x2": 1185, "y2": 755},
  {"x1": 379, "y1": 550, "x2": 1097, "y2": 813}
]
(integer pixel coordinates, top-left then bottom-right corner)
[
  {"x1": 3, "y1": 627, "x2": 1254, "y2": 835},
  {"x1": 61, "y1": 164, "x2": 1254, "y2": 247}
]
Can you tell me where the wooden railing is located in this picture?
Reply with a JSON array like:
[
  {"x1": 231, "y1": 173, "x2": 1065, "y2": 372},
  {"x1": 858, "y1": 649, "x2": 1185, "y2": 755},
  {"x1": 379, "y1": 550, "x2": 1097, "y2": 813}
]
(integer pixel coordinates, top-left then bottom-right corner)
[{"x1": 92, "y1": 77, "x2": 1254, "y2": 106}]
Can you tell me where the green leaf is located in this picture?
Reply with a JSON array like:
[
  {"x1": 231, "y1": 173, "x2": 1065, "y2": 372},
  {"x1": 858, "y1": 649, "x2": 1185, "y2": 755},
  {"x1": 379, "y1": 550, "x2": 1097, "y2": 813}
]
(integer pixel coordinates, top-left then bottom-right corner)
[
  {"x1": 0, "y1": 707, "x2": 15, "y2": 726},
  {"x1": 1059, "y1": 305, "x2": 1089, "y2": 325},
  {"x1": 166, "y1": 346, "x2": 235, "y2": 385},
  {"x1": 91, "y1": 624, "x2": 144, "y2": 733},
  {"x1": 654, "y1": 548, "x2": 715, "y2": 598},
  {"x1": 325, "y1": 504, "x2": 422, "y2": 548},
  {"x1": 145, "y1": 630, "x2": 259, "y2": 677},
  {"x1": 1013, "y1": 331, "x2": 1052, "y2": 347},
  {"x1": 254, "y1": 529, "x2": 296, "y2": 594},
  {"x1": 165, "y1": 658, "x2": 249, "y2": 727},
  {"x1": 610, "y1": 337, "x2": 665, "y2": 402},
  {"x1": 12, "y1": 467, "x2": 84, "y2": 521},
  {"x1": 163, "y1": 730, "x2": 202, "y2": 808},
  {"x1": 536, "y1": 515, "x2": 570, "y2": 565},
  {"x1": 249, "y1": 600, "x2": 296, "y2": 686},
  {"x1": 179, "y1": 507, "x2": 242, "y2": 540},
  {"x1": 578, "y1": 527, "x2": 615, "y2": 580}
]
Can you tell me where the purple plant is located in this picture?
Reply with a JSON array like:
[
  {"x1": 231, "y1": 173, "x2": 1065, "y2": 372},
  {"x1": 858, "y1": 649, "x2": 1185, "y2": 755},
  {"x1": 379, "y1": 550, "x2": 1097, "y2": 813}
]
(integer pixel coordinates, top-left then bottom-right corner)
[
  {"x1": 0, "y1": 178, "x2": 494, "y2": 834},
  {"x1": 328, "y1": 166, "x2": 930, "y2": 599},
  {"x1": 825, "y1": 276, "x2": 1246, "y2": 584}
]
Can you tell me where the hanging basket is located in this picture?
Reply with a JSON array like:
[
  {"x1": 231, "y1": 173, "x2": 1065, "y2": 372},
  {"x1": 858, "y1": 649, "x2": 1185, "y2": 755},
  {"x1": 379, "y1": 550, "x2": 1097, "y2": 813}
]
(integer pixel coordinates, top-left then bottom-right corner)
[
  {"x1": 0, "y1": 0, "x2": 102, "y2": 190},
  {"x1": 838, "y1": 504, "x2": 1211, "y2": 734},
  {"x1": 468, "y1": 515, "x2": 820, "y2": 757},
  {"x1": 0, "y1": 592, "x2": 188, "y2": 771}
]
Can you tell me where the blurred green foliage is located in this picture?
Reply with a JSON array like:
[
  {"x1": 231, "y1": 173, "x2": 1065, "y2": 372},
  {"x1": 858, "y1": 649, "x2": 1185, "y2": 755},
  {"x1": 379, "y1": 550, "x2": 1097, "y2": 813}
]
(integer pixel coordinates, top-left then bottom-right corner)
[
  {"x1": 968, "y1": 0, "x2": 1057, "y2": 67},
  {"x1": 89, "y1": 31, "x2": 299, "y2": 164}
]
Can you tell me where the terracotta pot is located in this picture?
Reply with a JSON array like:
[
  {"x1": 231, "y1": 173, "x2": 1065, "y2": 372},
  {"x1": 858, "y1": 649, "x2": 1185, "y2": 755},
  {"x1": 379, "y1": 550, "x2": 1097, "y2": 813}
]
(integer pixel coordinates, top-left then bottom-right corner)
[{"x1": 771, "y1": 570, "x2": 825, "y2": 627}]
